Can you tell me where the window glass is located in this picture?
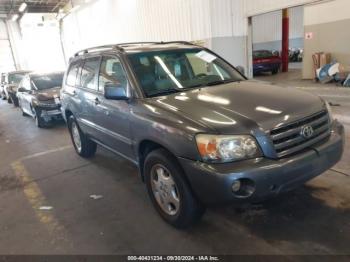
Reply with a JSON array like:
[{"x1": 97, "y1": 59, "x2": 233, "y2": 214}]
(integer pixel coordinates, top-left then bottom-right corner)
[
  {"x1": 98, "y1": 56, "x2": 127, "y2": 91},
  {"x1": 32, "y1": 73, "x2": 64, "y2": 90},
  {"x1": 66, "y1": 62, "x2": 80, "y2": 86},
  {"x1": 21, "y1": 77, "x2": 31, "y2": 91},
  {"x1": 253, "y1": 50, "x2": 273, "y2": 59},
  {"x1": 8, "y1": 73, "x2": 26, "y2": 84},
  {"x1": 81, "y1": 57, "x2": 100, "y2": 90},
  {"x1": 128, "y1": 49, "x2": 244, "y2": 97}
]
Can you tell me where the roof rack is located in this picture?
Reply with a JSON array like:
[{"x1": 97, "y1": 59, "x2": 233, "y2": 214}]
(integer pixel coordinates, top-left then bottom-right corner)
[
  {"x1": 74, "y1": 45, "x2": 122, "y2": 57},
  {"x1": 73, "y1": 41, "x2": 197, "y2": 57}
]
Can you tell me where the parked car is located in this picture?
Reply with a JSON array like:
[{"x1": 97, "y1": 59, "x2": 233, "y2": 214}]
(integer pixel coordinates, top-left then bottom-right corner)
[
  {"x1": 253, "y1": 50, "x2": 281, "y2": 75},
  {"x1": 17, "y1": 71, "x2": 64, "y2": 128},
  {"x1": 0, "y1": 73, "x2": 6, "y2": 99},
  {"x1": 4, "y1": 70, "x2": 32, "y2": 106},
  {"x1": 61, "y1": 42, "x2": 344, "y2": 228}
]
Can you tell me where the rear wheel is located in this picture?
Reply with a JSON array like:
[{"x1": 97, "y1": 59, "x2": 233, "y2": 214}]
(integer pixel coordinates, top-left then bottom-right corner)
[
  {"x1": 144, "y1": 148, "x2": 205, "y2": 228},
  {"x1": 68, "y1": 115, "x2": 97, "y2": 158},
  {"x1": 272, "y1": 68, "x2": 279, "y2": 75}
]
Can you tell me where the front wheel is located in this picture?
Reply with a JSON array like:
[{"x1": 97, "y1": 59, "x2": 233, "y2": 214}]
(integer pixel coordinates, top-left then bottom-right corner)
[
  {"x1": 144, "y1": 148, "x2": 205, "y2": 228},
  {"x1": 68, "y1": 115, "x2": 97, "y2": 158}
]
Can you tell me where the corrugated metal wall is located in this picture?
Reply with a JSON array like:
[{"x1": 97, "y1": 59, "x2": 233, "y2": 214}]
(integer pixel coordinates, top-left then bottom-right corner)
[
  {"x1": 252, "y1": 6, "x2": 304, "y2": 44},
  {"x1": 61, "y1": 0, "x2": 212, "y2": 58},
  {"x1": 0, "y1": 20, "x2": 15, "y2": 72}
]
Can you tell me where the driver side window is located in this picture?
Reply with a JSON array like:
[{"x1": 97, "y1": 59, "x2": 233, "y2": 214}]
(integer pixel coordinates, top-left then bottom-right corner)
[{"x1": 98, "y1": 56, "x2": 127, "y2": 92}]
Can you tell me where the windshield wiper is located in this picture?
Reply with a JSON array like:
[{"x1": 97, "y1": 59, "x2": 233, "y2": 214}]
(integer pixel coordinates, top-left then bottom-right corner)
[
  {"x1": 206, "y1": 79, "x2": 237, "y2": 86},
  {"x1": 148, "y1": 89, "x2": 179, "y2": 98},
  {"x1": 186, "y1": 79, "x2": 238, "y2": 90}
]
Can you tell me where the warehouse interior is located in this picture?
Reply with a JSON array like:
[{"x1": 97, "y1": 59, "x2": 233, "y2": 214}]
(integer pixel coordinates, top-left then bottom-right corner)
[{"x1": 0, "y1": 0, "x2": 349, "y2": 258}]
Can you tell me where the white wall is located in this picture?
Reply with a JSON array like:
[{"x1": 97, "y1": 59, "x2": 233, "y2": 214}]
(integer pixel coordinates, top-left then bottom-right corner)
[
  {"x1": 253, "y1": 6, "x2": 304, "y2": 44},
  {"x1": 304, "y1": 0, "x2": 350, "y2": 25},
  {"x1": 0, "y1": 20, "x2": 16, "y2": 72},
  {"x1": 303, "y1": 0, "x2": 350, "y2": 79},
  {"x1": 20, "y1": 13, "x2": 66, "y2": 71},
  {"x1": 60, "y1": 0, "x2": 321, "y2": 76}
]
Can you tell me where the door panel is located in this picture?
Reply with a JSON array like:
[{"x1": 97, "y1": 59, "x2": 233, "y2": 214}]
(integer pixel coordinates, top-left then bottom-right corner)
[{"x1": 92, "y1": 56, "x2": 133, "y2": 159}]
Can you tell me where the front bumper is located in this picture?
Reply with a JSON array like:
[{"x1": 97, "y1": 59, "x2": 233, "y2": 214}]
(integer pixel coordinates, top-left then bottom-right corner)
[
  {"x1": 179, "y1": 121, "x2": 345, "y2": 205},
  {"x1": 36, "y1": 106, "x2": 63, "y2": 121}
]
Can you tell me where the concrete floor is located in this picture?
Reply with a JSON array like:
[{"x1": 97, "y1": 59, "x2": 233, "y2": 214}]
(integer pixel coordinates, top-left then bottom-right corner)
[{"x1": 0, "y1": 71, "x2": 349, "y2": 255}]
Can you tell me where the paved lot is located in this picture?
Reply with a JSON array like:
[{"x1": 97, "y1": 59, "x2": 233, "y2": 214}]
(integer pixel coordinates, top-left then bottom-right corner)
[{"x1": 0, "y1": 75, "x2": 349, "y2": 255}]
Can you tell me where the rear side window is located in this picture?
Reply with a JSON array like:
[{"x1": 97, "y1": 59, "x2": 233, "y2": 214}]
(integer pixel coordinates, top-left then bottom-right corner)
[
  {"x1": 66, "y1": 62, "x2": 80, "y2": 86},
  {"x1": 81, "y1": 57, "x2": 100, "y2": 90}
]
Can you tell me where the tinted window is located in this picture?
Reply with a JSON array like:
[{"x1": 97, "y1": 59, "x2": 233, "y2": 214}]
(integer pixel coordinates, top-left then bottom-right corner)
[
  {"x1": 32, "y1": 73, "x2": 64, "y2": 90},
  {"x1": 128, "y1": 49, "x2": 244, "y2": 97},
  {"x1": 81, "y1": 57, "x2": 100, "y2": 90},
  {"x1": 98, "y1": 56, "x2": 127, "y2": 92},
  {"x1": 66, "y1": 62, "x2": 80, "y2": 86}
]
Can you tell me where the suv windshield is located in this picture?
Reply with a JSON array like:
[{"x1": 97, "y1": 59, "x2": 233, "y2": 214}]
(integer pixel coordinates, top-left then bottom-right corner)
[
  {"x1": 8, "y1": 73, "x2": 26, "y2": 84},
  {"x1": 128, "y1": 48, "x2": 245, "y2": 97},
  {"x1": 32, "y1": 73, "x2": 64, "y2": 90}
]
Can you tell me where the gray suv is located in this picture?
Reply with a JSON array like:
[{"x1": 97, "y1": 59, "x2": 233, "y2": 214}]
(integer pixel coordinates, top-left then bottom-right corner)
[{"x1": 61, "y1": 42, "x2": 344, "y2": 228}]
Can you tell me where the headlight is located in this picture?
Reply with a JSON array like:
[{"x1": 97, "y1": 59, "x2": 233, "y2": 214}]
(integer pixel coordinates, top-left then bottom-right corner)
[
  {"x1": 196, "y1": 134, "x2": 261, "y2": 163},
  {"x1": 325, "y1": 101, "x2": 333, "y2": 122}
]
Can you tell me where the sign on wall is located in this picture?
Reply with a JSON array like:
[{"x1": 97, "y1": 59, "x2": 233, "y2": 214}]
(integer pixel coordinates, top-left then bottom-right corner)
[{"x1": 305, "y1": 32, "x2": 313, "y2": 40}]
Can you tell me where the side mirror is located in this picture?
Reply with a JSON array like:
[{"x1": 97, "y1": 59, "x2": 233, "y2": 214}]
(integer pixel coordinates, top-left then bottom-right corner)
[
  {"x1": 104, "y1": 83, "x2": 128, "y2": 100},
  {"x1": 17, "y1": 87, "x2": 27, "y2": 93},
  {"x1": 236, "y1": 66, "x2": 245, "y2": 75}
]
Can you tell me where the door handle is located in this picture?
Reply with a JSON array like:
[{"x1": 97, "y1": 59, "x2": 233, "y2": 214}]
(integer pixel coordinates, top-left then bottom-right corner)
[{"x1": 94, "y1": 97, "x2": 101, "y2": 105}]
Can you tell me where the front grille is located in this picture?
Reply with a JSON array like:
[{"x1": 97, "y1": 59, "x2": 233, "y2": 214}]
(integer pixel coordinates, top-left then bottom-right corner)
[{"x1": 270, "y1": 110, "x2": 331, "y2": 158}]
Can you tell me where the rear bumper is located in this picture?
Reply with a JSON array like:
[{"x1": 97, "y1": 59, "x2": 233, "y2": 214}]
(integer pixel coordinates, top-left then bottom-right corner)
[
  {"x1": 179, "y1": 120, "x2": 344, "y2": 205},
  {"x1": 253, "y1": 63, "x2": 280, "y2": 73}
]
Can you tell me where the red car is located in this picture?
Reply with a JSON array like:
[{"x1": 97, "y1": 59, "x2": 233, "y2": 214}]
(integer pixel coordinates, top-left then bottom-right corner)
[{"x1": 253, "y1": 50, "x2": 281, "y2": 75}]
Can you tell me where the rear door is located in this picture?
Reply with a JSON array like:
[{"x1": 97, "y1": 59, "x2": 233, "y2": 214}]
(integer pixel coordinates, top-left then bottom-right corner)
[
  {"x1": 92, "y1": 55, "x2": 133, "y2": 159},
  {"x1": 76, "y1": 56, "x2": 102, "y2": 138}
]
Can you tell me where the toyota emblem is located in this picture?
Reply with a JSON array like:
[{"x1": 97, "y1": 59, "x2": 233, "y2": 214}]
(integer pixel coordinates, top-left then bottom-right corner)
[{"x1": 301, "y1": 125, "x2": 314, "y2": 139}]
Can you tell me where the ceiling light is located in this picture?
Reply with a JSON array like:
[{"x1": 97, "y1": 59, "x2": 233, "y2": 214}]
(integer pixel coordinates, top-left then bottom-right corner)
[
  {"x1": 19, "y1": 3, "x2": 27, "y2": 13},
  {"x1": 12, "y1": 14, "x2": 19, "y2": 21}
]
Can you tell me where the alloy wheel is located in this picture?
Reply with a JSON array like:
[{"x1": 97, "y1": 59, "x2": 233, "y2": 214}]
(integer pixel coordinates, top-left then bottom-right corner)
[
  {"x1": 150, "y1": 164, "x2": 180, "y2": 216},
  {"x1": 71, "y1": 122, "x2": 82, "y2": 152}
]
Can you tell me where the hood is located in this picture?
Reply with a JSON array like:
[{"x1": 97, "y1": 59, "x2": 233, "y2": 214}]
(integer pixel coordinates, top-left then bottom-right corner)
[
  {"x1": 146, "y1": 80, "x2": 325, "y2": 134},
  {"x1": 34, "y1": 87, "x2": 61, "y2": 101}
]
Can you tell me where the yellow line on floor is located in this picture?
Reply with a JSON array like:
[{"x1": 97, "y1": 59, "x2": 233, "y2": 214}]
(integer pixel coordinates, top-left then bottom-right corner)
[{"x1": 11, "y1": 160, "x2": 68, "y2": 241}]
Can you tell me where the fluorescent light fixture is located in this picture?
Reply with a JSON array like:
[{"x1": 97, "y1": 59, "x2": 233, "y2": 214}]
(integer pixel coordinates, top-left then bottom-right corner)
[
  {"x1": 12, "y1": 14, "x2": 19, "y2": 21},
  {"x1": 69, "y1": 5, "x2": 80, "y2": 13},
  {"x1": 19, "y1": 2, "x2": 27, "y2": 12}
]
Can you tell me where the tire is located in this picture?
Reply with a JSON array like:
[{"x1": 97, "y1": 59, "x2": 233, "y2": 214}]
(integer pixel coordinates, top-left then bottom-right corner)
[
  {"x1": 68, "y1": 115, "x2": 97, "y2": 158},
  {"x1": 144, "y1": 148, "x2": 205, "y2": 228},
  {"x1": 7, "y1": 96, "x2": 12, "y2": 104},
  {"x1": 35, "y1": 113, "x2": 45, "y2": 128},
  {"x1": 272, "y1": 68, "x2": 279, "y2": 75}
]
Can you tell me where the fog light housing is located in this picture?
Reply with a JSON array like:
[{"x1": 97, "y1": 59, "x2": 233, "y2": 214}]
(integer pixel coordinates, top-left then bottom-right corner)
[
  {"x1": 231, "y1": 180, "x2": 241, "y2": 193},
  {"x1": 232, "y1": 179, "x2": 256, "y2": 198}
]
